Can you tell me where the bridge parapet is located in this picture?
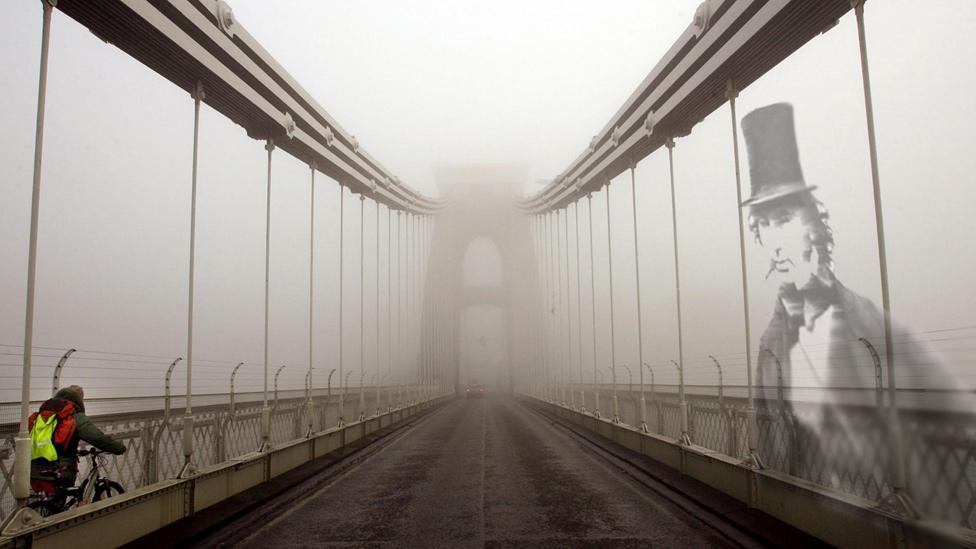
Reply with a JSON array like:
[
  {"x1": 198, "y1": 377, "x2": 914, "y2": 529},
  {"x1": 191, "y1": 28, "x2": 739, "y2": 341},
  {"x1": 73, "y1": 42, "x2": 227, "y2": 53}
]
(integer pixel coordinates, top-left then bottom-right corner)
[
  {"x1": 0, "y1": 392, "x2": 451, "y2": 545},
  {"x1": 522, "y1": 393, "x2": 976, "y2": 548},
  {"x1": 0, "y1": 386, "x2": 414, "y2": 523},
  {"x1": 542, "y1": 384, "x2": 976, "y2": 533}
]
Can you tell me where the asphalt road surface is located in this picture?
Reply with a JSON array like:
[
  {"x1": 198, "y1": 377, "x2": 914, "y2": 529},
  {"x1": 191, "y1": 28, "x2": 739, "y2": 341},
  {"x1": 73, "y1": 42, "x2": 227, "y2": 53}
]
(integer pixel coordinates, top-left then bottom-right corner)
[{"x1": 235, "y1": 396, "x2": 750, "y2": 548}]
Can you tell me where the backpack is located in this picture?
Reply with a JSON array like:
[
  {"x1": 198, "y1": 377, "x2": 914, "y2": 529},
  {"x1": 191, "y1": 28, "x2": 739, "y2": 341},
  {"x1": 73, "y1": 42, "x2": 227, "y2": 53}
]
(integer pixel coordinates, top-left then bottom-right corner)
[{"x1": 28, "y1": 398, "x2": 78, "y2": 462}]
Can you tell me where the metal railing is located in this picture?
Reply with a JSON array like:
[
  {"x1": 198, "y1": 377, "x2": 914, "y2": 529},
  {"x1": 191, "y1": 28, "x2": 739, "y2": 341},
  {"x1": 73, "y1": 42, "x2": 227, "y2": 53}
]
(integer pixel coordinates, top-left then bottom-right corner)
[
  {"x1": 0, "y1": 386, "x2": 409, "y2": 522},
  {"x1": 567, "y1": 384, "x2": 976, "y2": 530}
]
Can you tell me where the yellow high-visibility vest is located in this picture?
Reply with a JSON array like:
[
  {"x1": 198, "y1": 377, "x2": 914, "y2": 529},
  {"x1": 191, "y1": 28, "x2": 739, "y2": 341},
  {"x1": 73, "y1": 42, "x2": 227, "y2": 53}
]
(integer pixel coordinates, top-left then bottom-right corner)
[{"x1": 31, "y1": 414, "x2": 59, "y2": 461}]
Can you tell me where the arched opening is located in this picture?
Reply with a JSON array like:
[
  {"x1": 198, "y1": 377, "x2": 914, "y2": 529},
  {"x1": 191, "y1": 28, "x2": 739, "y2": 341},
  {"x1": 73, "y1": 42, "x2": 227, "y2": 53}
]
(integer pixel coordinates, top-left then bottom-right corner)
[
  {"x1": 462, "y1": 237, "x2": 503, "y2": 287},
  {"x1": 459, "y1": 305, "x2": 508, "y2": 392}
]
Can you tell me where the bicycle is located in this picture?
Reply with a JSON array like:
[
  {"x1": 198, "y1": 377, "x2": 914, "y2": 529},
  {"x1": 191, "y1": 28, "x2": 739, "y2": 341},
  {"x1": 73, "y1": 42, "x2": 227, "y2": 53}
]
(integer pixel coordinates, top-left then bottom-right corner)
[{"x1": 28, "y1": 448, "x2": 125, "y2": 517}]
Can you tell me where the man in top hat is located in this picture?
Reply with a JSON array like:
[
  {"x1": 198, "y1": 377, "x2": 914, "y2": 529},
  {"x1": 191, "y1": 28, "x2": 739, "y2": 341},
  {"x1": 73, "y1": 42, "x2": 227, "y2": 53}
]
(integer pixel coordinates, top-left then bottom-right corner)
[{"x1": 742, "y1": 103, "x2": 973, "y2": 492}]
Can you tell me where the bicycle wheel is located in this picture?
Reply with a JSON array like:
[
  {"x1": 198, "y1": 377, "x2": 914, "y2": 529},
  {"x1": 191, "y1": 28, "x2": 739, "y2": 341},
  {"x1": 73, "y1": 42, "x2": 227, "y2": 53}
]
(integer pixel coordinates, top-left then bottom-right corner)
[{"x1": 93, "y1": 480, "x2": 125, "y2": 502}]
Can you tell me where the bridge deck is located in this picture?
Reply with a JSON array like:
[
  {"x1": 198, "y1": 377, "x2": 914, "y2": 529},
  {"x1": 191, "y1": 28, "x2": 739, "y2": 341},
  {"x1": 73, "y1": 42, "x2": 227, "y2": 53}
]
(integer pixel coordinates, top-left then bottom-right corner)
[{"x1": 187, "y1": 396, "x2": 800, "y2": 548}]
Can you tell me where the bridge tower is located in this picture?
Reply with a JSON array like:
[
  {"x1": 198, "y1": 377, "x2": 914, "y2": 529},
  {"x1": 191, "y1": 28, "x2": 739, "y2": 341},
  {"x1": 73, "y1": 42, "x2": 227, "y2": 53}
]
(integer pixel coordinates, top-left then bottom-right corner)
[{"x1": 424, "y1": 165, "x2": 540, "y2": 395}]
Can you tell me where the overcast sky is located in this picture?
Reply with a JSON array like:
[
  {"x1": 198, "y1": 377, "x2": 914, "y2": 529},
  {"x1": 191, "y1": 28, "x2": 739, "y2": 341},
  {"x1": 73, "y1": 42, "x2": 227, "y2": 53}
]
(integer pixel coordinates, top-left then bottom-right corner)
[{"x1": 2, "y1": 1, "x2": 975, "y2": 407}]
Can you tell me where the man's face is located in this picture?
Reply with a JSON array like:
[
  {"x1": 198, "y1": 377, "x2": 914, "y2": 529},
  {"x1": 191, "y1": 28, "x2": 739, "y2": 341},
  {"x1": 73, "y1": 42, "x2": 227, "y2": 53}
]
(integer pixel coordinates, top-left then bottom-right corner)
[{"x1": 755, "y1": 205, "x2": 816, "y2": 287}]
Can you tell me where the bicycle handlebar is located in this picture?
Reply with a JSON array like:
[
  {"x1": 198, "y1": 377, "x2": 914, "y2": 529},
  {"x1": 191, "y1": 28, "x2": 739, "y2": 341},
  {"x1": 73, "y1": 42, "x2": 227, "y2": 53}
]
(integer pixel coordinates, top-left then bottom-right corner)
[{"x1": 77, "y1": 448, "x2": 106, "y2": 457}]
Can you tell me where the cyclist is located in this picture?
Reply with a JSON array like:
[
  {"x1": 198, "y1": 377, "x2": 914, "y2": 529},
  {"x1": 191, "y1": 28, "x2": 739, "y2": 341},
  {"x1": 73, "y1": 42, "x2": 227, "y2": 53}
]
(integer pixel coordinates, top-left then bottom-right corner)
[{"x1": 29, "y1": 385, "x2": 126, "y2": 500}]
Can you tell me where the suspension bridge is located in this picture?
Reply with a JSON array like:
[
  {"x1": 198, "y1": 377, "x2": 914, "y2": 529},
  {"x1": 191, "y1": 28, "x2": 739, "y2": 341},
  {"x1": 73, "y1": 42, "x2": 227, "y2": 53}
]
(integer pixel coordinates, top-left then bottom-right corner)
[{"x1": 2, "y1": 1, "x2": 974, "y2": 547}]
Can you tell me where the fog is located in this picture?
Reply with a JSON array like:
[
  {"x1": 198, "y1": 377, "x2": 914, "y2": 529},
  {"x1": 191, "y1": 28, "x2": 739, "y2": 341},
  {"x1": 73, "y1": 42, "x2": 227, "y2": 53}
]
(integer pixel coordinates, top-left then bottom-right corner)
[{"x1": 2, "y1": 0, "x2": 976, "y2": 414}]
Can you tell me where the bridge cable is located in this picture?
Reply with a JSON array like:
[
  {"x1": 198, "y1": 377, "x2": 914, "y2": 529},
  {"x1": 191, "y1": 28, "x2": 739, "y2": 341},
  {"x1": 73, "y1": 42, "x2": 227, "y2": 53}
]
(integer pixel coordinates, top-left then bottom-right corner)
[
  {"x1": 260, "y1": 138, "x2": 275, "y2": 450},
  {"x1": 605, "y1": 184, "x2": 620, "y2": 423},
  {"x1": 588, "y1": 195, "x2": 600, "y2": 418},
  {"x1": 629, "y1": 163, "x2": 649, "y2": 433}
]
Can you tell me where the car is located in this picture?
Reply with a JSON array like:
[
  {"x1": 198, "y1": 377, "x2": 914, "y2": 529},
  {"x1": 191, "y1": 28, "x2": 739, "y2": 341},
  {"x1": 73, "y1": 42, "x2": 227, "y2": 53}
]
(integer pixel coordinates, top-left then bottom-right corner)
[{"x1": 464, "y1": 383, "x2": 485, "y2": 398}]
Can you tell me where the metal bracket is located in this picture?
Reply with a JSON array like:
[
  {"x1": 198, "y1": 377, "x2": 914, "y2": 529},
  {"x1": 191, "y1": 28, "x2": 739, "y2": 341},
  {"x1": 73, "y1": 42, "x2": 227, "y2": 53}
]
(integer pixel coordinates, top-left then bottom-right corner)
[
  {"x1": 693, "y1": 1, "x2": 713, "y2": 38},
  {"x1": 611, "y1": 126, "x2": 623, "y2": 147},
  {"x1": 643, "y1": 111, "x2": 656, "y2": 137},
  {"x1": 216, "y1": 1, "x2": 236, "y2": 38},
  {"x1": 282, "y1": 112, "x2": 296, "y2": 139},
  {"x1": 879, "y1": 491, "x2": 921, "y2": 520},
  {"x1": 191, "y1": 82, "x2": 206, "y2": 102},
  {"x1": 0, "y1": 507, "x2": 45, "y2": 537},
  {"x1": 725, "y1": 79, "x2": 738, "y2": 101}
]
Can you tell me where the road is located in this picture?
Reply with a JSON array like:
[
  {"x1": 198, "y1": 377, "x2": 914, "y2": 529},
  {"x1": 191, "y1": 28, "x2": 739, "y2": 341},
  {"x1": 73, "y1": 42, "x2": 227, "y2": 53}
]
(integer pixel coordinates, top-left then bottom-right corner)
[{"x1": 224, "y1": 395, "x2": 753, "y2": 548}]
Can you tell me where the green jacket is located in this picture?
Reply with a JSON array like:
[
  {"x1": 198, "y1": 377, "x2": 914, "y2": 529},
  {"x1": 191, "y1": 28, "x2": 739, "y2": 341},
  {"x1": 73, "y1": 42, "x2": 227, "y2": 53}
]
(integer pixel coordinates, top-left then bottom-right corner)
[{"x1": 31, "y1": 387, "x2": 125, "y2": 483}]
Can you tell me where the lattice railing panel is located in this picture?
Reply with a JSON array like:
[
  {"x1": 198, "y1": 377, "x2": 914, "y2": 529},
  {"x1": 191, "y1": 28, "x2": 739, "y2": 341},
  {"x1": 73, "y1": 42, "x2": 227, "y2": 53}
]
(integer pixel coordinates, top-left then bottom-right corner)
[
  {"x1": 0, "y1": 392, "x2": 387, "y2": 522},
  {"x1": 562, "y1": 386, "x2": 976, "y2": 530}
]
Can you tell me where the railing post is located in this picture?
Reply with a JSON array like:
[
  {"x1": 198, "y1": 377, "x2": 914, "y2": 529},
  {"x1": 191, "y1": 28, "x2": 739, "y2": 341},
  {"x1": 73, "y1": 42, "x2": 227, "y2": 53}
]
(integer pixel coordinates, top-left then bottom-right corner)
[
  {"x1": 643, "y1": 362, "x2": 658, "y2": 433},
  {"x1": 326, "y1": 368, "x2": 336, "y2": 426},
  {"x1": 622, "y1": 364, "x2": 635, "y2": 424},
  {"x1": 342, "y1": 370, "x2": 353, "y2": 426},
  {"x1": 152, "y1": 356, "x2": 182, "y2": 482},
  {"x1": 273, "y1": 364, "x2": 286, "y2": 413},
  {"x1": 858, "y1": 337, "x2": 884, "y2": 409},
  {"x1": 375, "y1": 373, "x2": 383, "y2": 416},
  {"x1": 670, "y1": 360, "x2": 691, "y2": 444},
  {"x1": 304, "y1": 367, "x2": 316, "y2": 435},
  {"x1": 229, "y1": 362, "x2": 243, "y2": 416},
  {"x1": 709, "y1": 355, "x2": 733, "y2": 455},
  {"x1": 594, "y1": 371, "x2": 603, "y2": 419},
  {"x1": 708, "y1": 355, "x2": 724, "y2": 408},
  {"x1": 763, "y1": 347, "x2": 794, "y2": 474},
  {"x1": 358, "y1": 369, "x2": 367, "y2": 421},
  {"x1": 761, "y1": 348, "x2": 785, "y2": 408},
  {"x1": 215, "y1": 416, "x2": 226, "y2": 463},
  {"x1": 140, "y1": 424, "x2": 153, "y2": 485},
  {"x1": 163, "y1": 357, "x2": 182, "y2": 425},
  {"x1": 51, "y1": 348, "x2": 76, "y2": 395}
]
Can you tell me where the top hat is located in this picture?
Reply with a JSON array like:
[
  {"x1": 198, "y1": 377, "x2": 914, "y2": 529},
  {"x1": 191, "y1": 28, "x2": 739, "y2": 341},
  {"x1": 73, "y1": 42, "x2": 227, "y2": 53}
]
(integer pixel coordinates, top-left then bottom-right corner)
[{"x1": 740, "y1": 103, "x2": 816, "y2": 207}]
